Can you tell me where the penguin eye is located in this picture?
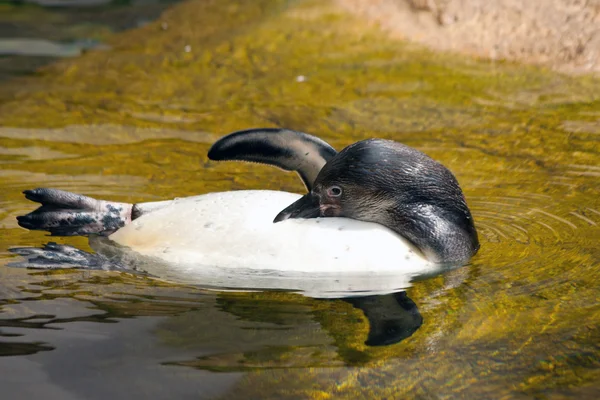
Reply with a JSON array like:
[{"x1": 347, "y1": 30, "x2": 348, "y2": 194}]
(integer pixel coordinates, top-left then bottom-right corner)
[{"x1": 327, "y1": 186, "x2": 343, "y2": 197}]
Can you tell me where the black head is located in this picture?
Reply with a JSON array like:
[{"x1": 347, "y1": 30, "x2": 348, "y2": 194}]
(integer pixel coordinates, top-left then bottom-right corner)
[{"x1": 275, "y1": 139, "x2": 479, "y2": 264}]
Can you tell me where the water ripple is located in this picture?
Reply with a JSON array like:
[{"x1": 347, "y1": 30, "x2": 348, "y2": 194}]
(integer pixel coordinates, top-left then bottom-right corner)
[{"x1": 470, "y1": 193, "x2": 600, "y2": 246}]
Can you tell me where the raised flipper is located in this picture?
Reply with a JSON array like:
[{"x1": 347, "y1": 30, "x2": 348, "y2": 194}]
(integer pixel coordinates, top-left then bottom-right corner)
[
  {"x1": 17, "y1": 188, "x2": 133, "y2": 236},
  {"x1": 208, "y1": 128, "x2": 337, "y2": 191}
]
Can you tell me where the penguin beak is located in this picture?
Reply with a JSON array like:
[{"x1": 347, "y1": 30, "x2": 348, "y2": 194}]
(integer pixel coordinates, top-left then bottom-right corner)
[{"x1": 273, "y1": 193, "x2": 321, "y2": 222}]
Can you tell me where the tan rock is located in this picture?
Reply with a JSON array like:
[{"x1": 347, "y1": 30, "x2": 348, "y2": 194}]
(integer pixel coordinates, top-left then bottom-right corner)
[{"x1": 337, "y1": 0, "x2": 600, "y2": 74}]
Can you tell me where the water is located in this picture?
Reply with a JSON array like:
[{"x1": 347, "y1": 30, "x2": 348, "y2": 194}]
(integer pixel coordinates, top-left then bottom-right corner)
[{"x1": 0, "y1": 0, "x2": 599, "y2": 398}]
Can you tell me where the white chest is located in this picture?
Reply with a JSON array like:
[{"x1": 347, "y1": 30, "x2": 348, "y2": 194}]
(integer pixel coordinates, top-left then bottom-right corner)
[{"x1": 104, "y1": 191, "x2": 439, "y2": 295}]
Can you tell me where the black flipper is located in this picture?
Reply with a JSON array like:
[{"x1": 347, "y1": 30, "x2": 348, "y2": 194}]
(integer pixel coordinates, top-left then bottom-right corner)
[
  {"x1": 17, "y1": 188, "x2": 133, "y2": 237},
  {"x1": 9, "y1": 242, "x2": 131, "y2": 271},
  {"x1": 208, "y1": 128, "x2": 337, "y2": 190}
]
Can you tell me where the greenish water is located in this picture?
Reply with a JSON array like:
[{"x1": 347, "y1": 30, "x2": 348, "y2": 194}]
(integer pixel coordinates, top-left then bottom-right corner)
[{"x1": 0, "y1": 0, "x2": 599, "y2": 398}]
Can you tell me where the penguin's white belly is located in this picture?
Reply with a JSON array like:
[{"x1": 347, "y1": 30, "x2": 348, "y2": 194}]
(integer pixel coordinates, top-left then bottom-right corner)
[{"x1": 107, "y1": 190, "x2": 435, "y2": 279}]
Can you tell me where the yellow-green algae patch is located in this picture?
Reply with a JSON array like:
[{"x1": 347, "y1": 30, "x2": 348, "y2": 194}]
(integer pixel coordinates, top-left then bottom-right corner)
[{"x1": 0, "y1": 0, "x2": 599, "y2": 398}]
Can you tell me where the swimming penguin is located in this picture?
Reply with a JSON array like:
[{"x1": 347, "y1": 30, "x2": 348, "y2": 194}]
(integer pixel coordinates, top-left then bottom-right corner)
[{"x1": 15, "y1": 128, "x2": 479, "y2": 279}]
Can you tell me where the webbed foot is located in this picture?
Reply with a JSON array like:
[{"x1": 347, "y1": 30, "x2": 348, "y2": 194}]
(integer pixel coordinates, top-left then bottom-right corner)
[
  {"x1": 17, "y1": 188, "x2": 133, "y2": 236},
  {"x1": 9, "y1": 242, "x2": 132, "y2": 272}
]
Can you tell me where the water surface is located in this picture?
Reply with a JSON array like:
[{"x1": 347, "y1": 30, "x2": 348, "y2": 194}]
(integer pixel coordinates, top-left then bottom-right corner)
[{"x1": 0, "y1": 0, "x2": 599, "y2": 398}]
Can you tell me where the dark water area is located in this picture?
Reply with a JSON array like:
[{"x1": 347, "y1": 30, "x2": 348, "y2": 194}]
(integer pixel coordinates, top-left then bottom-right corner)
[
  {"x1": 0, "y1": 0, "x2": 182, "y2": 82},
  {"x1": 0, "y1": 0, "x2": 599, "y2": 398}
]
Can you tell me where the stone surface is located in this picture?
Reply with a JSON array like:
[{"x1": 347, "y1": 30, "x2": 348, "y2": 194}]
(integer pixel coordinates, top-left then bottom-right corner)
[{"x1": 337, "y1": 0, "x2": 600, "y2": 74}]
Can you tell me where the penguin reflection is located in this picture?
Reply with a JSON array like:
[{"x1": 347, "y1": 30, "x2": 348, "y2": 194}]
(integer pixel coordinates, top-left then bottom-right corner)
[
  {"x1": 9, "y1": 242, "x2": 423, "y2": 348},
  {"x1": 345, "y1": 291, "x2": 422, "y2": 347}
]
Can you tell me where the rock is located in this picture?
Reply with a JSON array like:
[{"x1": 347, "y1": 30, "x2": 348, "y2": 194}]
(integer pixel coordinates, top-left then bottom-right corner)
[{"x1": 336, "y1": 0, "x2": 600, "y2": 74}]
